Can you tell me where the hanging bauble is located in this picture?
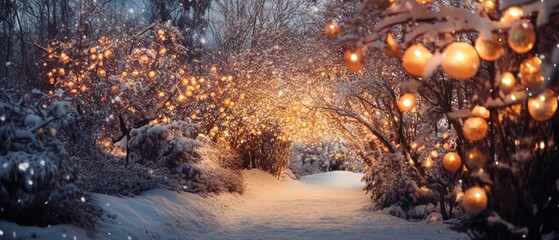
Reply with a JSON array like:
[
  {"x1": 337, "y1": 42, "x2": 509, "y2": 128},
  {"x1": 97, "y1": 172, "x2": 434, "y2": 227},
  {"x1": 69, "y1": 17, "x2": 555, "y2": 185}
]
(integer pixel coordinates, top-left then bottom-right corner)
[
  {"x1": 507, "y1": 21, "x2": 536, "y2": 54},
  {"x1": 466, "y1": 149, "x2": 487, "y2": 170},
  {"x1": 344, "y1": 49, "x2": 365, "y2": 72},
  {"x1": 501, "y1": 6, "x2": 523, "y2": 23},
  {"x1": 462, "y1": 186, "x2": 488, "y2": 215},
  {"x1": 441, "y1": 42, "x2": 480, "y2": 80},
  {"x1": 475, "y1": 34, "x2": 504, "y2": 61},
  {"x1": 104, "y1": 50, "x2": 113, "y2": 59},
  {"x1": 423, "y1": 157, "x2": 434, "y2": 169},
  {"x1": 462, "y1": 117, "x2": 488, "y2": 141},
  {"x1": 471, "y1": 105, "x2": 490, "y2": 119},
  {"x1": 325, "y1": 20, "x2": 341, "y2": 40},
  {"x1": 528, "y1": 89, "x2": 558, "y2": 121},
  {"x1": 397, "y1": 93, "x2": 417, "y2": 112},
  {"x1": 442, "y1": 152, "x2": 462, "y2": 172},
  {"x1": 519, "y1": 56, "x2": 544, "y2": 88},
  {"x1": 402, "y1": 44, "x2": 432, "y2": 77},
  {"x1": 140, "y1": 55, "x2": 149, "y2": 64},
  {"x1": 481, "y1": 0, "x2": 497, "y2": 11},
  {"x1": 499, "y1": 72, "x2": 516, "y2": 94},
  {"x1": 97, "y1": 69, "x2": 107, "y2": 78}
]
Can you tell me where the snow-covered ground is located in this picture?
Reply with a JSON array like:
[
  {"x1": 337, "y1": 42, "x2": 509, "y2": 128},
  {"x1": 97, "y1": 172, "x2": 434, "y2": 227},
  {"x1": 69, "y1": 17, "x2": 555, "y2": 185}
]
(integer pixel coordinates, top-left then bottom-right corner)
[{"x1": 0, "y1": 170, "x2": 468, "y2": 240}]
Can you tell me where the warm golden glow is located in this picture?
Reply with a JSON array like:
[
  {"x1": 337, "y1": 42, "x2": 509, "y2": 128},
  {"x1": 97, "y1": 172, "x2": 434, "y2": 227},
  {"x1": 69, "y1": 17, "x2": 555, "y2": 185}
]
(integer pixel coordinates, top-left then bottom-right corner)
[
  {"x1": 104, "y1": 50, "x2": 113, "y2": 59},
  {"x1": 443, "y1": 152, "x2": 462, "y2": 172},
  {"x1": 466, "y1": 149, "x2": 487, "y2": 170},
  {"x1": 416, "y1": 0, "x2": 434, "y2": 4},
  {"x1": 397, "y1": 93, "x2": 417, "y2": 112},
  {"x1": 528, "y1": 89, "x2": 558, "y2": 121},
  {"x1": 499, "y1": 72, "x2": 516, "y2": 93},
  {"x1": 423, "y1": 157, "x2": 434, "y2": 169},
  {"x1": 97, "y1": 69, "x2": 107, "y2": 78},
  {"x1": 462, "y1": 186, "x2": 488, "y2": 215},
  {"x1": 481, "y1": 0, "x2": 496, "y2": 11},
  {"x1": 441, "y1": 42, "x2": 480, "y2": 80},
  {"x1": 325, "y1": 20, "x2": 341, "y2": 40},
  {"x1": 140, "y1": 55, "x2": 149, "y2": 64},
  {"x1": 519, "y1": 56, "x2": 544, "y2": 88},
  {"x1": 508, "y1": 21, "x2": 536, "y2": 54},
  {"x1": 372, "y1": 0, "x2": 395, "y2": 9},
  {"x1": 462, "y1": 117, "x2": 488, "y2": 141},
  {"x1": 344, "y1": 50, "x2": 365, "y2": 72},
  {"x1": 471, "y1": 105, "x2": 490, "y2": 119},
  {"x1": 402, "y1": 44, "x2": 432, "y2": 77},
  {"x1": 177, "y1": 94, "x2": 186, "y2": 103},
  {"x1": 502, "y1": 6, "x2": 524, "y2": 22},
  {"x1": 475, "y1": 34, "x2": 504, "y2": 61}
]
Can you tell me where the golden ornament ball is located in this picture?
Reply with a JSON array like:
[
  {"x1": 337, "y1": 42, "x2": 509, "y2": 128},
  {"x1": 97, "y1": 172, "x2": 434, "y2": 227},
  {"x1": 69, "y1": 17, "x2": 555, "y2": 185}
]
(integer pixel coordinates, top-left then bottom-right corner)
[
  {"x1": 185, "y1": 90, "x2": 193, "y2": 97},
  {"x1": 402, "y1": 44, "x2": 432, "y2": 77},
  {"x1": 499, "y1": 72, "x2": 516, "y2": 94},
  {"x1": 104, "y1": 50, "x2": 113, "y2": 59},
  {"x1": 441, "y1": 42, "x2": 480, "y2": 80},
  {"x1": 430, "y1": 150, "x2": 439, "y2": 159},
  {"x1": 60, "y1": 53, "x2": 70, "y2": 64},
  {"x1": 89, "y1": 47, "x2": 97, "y2": 54},
  {"x1": 325, "y1": 20, "x2": 341, "y2": 40},
  {"x1": 442, "y1": 152, "x2": 462, "y2": 172},
  {"x1": 508, "y1": 21, "x2": 536, "y2": 54},
  {"x1": 97, "y1": 69, "x2": 107, "y2": 78},
  {"x1": 481, "y1": 0, "x2": 497, "y2": 11},
  {"x1": 148, "y1": 71, "x2": 156, "y2": 79},
  {"x1": 397, "y1": 93, "x2": 417, "y2": 112},
  {"x1": 344, "y1": 49, "x2": 365, "y2": 72},
  {"x1": 462, "y1": 186, "x2": 488, "y2": 215},
  {"x1": 423, "y1": 157, "x2": 434, "y2": 169},
  {"x1": 501, "y1": 6, "x2": 523, "y2": 22},
  {"x1": 466, "y1": 149, "x2": 487, "y2": 170},
  {"x1": 475, "y1": 34, "x2": 504, "y2": 61},
  {"x1": 472, "y1": 105, "x2": 490, "y2": 119},
  {"x1": 177, "y1": 94, "x2": 186, "y2": 103},
  {"x1": 140, "y1": 55, "x2": 149, "y2": 64},
  {"x1": 520, "y1": 56, "x2": 544, "y2": 88},
  {"x1": 528, "y1": 89, "x2": 558, "y2": 121},
  {"x1": 463, "y1": 117, "x2": 488, "y2": 141}
]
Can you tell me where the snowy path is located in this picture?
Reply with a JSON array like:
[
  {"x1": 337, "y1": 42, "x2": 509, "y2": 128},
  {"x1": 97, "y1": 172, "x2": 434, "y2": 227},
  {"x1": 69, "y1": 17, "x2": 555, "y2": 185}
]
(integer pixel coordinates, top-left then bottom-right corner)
[
  {"x1": 204, "y1": 170, "x2": 466, "y2": 240},
  {"x1": 0, "y1": 170, "x2": 468, "y2": 239}
]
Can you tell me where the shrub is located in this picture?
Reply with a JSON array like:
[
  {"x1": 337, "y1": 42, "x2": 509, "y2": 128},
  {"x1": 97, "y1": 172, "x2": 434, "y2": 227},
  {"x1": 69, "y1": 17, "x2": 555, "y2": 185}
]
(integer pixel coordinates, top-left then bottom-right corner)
[
  {"x1": 0, "y1": 90, "x2": 101, "y2": 230},
  {"x1": 126, "y1": 121, "x2": 244, "y2": 194}
]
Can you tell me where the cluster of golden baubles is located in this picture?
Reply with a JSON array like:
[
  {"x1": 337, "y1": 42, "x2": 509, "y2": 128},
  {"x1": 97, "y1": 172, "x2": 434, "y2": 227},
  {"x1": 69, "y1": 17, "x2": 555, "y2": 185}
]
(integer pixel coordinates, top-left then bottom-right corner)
[
  {"x1": 42, "y1": 37, "x2": 115, "y2": 96},
  {"x1": 333, "y1": 1, "x2": 558, "y2": 216},
  {"x1": 276, "y1": 105, "x2": 326, "y2": 144}
]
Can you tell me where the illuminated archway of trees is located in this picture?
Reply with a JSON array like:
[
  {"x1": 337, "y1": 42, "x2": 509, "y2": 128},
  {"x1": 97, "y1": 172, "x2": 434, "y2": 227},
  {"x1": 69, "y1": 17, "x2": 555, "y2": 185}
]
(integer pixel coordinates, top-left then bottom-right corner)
[{"x1": 1, "y1": 0, "x2": 558, "y2": 238}]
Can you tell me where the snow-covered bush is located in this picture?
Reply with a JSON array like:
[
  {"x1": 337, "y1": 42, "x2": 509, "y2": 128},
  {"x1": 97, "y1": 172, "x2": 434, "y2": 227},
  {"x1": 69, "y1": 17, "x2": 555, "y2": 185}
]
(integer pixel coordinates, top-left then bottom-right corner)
[
  {"x1": 363, "y1": 153, "x2": 438, "y2": 220},
  {"x1": 234, "y1": 128, "x2": 291, "y2": 178},
  {"x1": 290, "y1": 140, "x2": 364, "y2": 177},
  {"x1": 127, "y1": 121, "x2": 243, "y2": 194},
  {"x1": 0, "y1": 90, "x2": 100, "y2": 230},
  {"x1": 79, "y1": 157, "x2": 179, "y2": 196}
]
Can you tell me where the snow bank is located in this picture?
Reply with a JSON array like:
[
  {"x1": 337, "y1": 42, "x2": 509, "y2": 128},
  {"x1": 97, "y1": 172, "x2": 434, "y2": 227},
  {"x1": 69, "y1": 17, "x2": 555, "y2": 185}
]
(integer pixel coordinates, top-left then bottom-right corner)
[{"x1": 0, "y1": 170, "x2": 467, "y2": 240}]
